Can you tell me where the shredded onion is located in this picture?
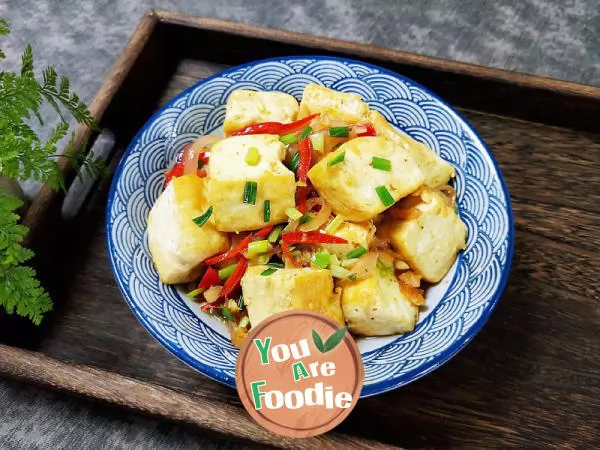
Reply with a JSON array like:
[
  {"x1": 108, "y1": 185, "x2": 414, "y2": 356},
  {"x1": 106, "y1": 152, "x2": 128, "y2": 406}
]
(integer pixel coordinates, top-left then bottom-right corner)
[
  {"x1": 298, "y1": 197, "x2": 332, "y2": 231},
  {"x1": 283, "y1": 220, "x2": 299, "y2": 233},
  {"x1": 203, "y1": 286, "x2": 222, "y2": 303},
  {"x1": 437, "y1": 184, "x2": 457, "y2": 207},
  {"x1": 346, "y1": 251, "x2": 378, "y2": 281},
  {"x1": 183, "y1": 135, "x2": 219, "y2": 175},
  {"x1": 399, "y1": 270, "x2": 422, "y2": 288}
]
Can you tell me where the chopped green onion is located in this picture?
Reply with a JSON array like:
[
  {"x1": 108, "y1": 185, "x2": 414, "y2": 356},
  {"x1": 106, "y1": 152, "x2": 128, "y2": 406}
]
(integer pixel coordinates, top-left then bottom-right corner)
[
  {"x1": 371, "y1": 156, "x2": 392, "y2": 171},
  {"x1": 218, "y1": 263, "x2": 238, "y2": 280},
  {"x1": 310, "y1": 132, "x2": 325, "y2": 152},
  {"x1": 280, "y1": 133, "x2": 298, "y2": 145},
  {"x1": 261, "y1": 267, "x2": 277, "y2": 276},
  {"x1": 330, "y1": 265, "x2": 351, "y2": 279},
  {"x1": 312, "y1": 251, "x2": 331, "y2": 269},
  {"x1": 299, "y1": 214, "x2": 311, "y2": 225},
  {"x1": 346, "y1": 246, "x2": 367, "y2": 259},
  {"x1": 325, "y1": 215, "x2": 344, "y2": 234},
  {"x1": 454, "y1": 205, "x2": 459, "y2": 214},
  {"x1": 192, "y1": 206, "x2": 213, "y2": 227},
  {"x1": 237, "y1": 294, "x2": 245, "y2": 310},
  {"x1": 247, "y1": 240, "x2": 270, "y2": 257},
  {"x1": 243, "y1": 181, "x2": 258, "y2": 205},
  {"x1": 256, "y1": 254, "x2": 271, "y2": 265},
  {"x1": 186, "y1": 288, "x2": 205, "y2": 298},
  {"x1": 238, "y1": 316, "x2": 250, "y2": 328},
  {"x1": 245, "y1": 147, "x2": 261, "y2": 166},
  {"x1": 286, "y1": 207, "x2": 303, "y2": 221},
  {"x1": 327, "y1": 150, "x2": 346, "y2": 166},
  {"x1": 375, "y1": 185, "x2": 395, "y2": 207},
  {"x1": 267, "y1": 225, "x2": 283, "y2": 243},
  {"x1": 347, "y1": 273, "x2": 357, "y2": 281},
  {"x1": 289, "y1": 151, "x2": 299, "y2": 172},
  {"x1": 268, "y1": 261, "x2": 285, "y2": 268},
  {"x1": 329, "y1": 126, "x2": 350, "y2": 138},
  {"x1": 299, "y1": 126, "x2": 312, "y2": 140},
  {"x1": 263, "y1": 199, "x2": 271, "y2": 222},
  {"x1": 222, "y1": 306, "x2": 234, "y2": 322}
]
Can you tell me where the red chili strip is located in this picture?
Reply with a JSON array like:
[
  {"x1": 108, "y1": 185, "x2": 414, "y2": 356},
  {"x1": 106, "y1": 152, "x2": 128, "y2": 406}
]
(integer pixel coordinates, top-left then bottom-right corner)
[
  {"x1": 281, "y1": 231, "x2": 348, "y2": 245},
  {"x1": 205, "y1": 233, "x2": 254, "y2": 266},
  {"x1": 220, "y1": 257, "x2": 248, "y2": 299},
  {"x1": 231, "y1": 114, "x2": 319, "y2": 136}
]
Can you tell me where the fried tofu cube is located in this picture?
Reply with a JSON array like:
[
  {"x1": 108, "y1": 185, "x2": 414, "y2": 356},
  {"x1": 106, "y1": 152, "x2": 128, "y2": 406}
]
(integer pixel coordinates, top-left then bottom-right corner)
[
  {"x1": 308, "y1": 136, "x2": 424, "y2": 221},
  {"x1": 147, "y1": 175, "x2": 230, "y2": 284},
  {"x1": 207, "y1": 135, "x2": 296, "y2": 232},
  {"x1": 223, "y1": 89, "x2": 299, "y2": 136},
  {"x1": 370, "y1": 111, "x2": 455, "y2": 188},
  {"x1": 342, "y1": 266, "x2": 419, "y2": 336},
  {"x1": 379, "y1": 188, "x2": 467, "y2": 283},
  {"x1": 320, "y1": 221, "x2": 376, "y2": 258},
  {"x1": 241, "y1": 266, "x2": 344, "y2": 327},
  {"x1": 298, "y1": 84, "x2": 370, "y2": 124}
]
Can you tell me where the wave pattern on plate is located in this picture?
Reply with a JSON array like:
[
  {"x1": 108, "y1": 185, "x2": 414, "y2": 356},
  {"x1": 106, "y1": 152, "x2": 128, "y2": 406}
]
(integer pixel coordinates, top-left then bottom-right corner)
[{"x1": 107, "y1": 57, "x2": 512, "y2": 397}]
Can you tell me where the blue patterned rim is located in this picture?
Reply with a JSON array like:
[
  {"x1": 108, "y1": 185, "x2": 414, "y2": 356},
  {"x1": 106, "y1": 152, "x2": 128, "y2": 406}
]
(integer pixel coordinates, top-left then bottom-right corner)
[{"x1": 106, "y1": 56, "x2": 514, "y2": 397}]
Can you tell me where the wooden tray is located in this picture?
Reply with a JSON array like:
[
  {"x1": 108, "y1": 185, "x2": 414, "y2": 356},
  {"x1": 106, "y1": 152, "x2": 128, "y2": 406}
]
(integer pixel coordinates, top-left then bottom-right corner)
[{"x1": 1, "y1": 10, "x2": 598, "y2": 448}]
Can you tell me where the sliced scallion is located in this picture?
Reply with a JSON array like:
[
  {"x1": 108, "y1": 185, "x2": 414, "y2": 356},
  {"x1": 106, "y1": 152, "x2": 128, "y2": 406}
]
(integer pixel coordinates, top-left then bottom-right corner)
[
  {"x1": 286, "y1": 207, "x2": 303, "y2": 221},
  {"x1": 371, "y1": 156, "x2": 392, "y2": 171},
  {"x1": 346, "y1": 246, "x2": 367, "y2": 259},
  {"x1": 245, "y1": 147, "x2": 261, "y2": 166},
  {"x1": 310, "y1": 132, "x2": 325, "y2": 152},
  {"x1": 238, "y1": 316, "x2": 250, "y2": 328},
  {"x1": 327, "y1": 150, "x2": 345, "y2": 166},
  {"x1": 243, "y1": 181, "x2": 258, "y2": 205},
  {"x1": 325, "y1": 215, "x2": 344, "y2": 234},
  {"x1": 263, "y1": 199, "x2": 271, "y2": 222},
  {"x1": 261, "y1": 267, "x2": 277, "y2": 276},
  {"x1": 192, "y1": 206, "x2": 213, "y2": 227},
  {"x1": 299, "y1": 214, "x2": 311, "y2": 225},
  {"x1": 347, "y1": 273, "x2": 357, "y2": 281},
  {"x1": 237, "y1": 294, "x2": 245, "y2": 310},
  {"x1": 280, "y1": 133, "x2": 298, "y2": 145},
  {"x1": 256, "y1": 254, "x2": 271, "y2": 265},
  {"x1": 289, "y1": 151, "x2": 299, "y2": 172},
  {"x1": 268, "y1": 261, "x2": 285, "y2": 268},
  {"x1": 218, "y1": 263, "x2": 238, "y2": 280},
  {"x1": 222, "y1": 306, "x2": 234, "y2": 321},
  {"x1": 329, "y1": 126, "x2": 350, "y2": 138},
  {"x1": 375, "y1": 185, "x2": 395, "y2": 207},
  {"x1": 299, "y1": 126, "x2": 312, "y2": 140},
  {"x1": 312, "y1": 251, "x2": 331, "y2": 269},
  {"x1": 186, "y1": 288, "x2": 205, "y2": 298},
  {"x1": 247, "y1": 240, "x2": 270, "y2": 257},
  {"x1": 330, "y1": 265, "x2": 351, "y2": 279},
  {"x1": 267, "y1": 225, "x2": 283, "y2": 243}
]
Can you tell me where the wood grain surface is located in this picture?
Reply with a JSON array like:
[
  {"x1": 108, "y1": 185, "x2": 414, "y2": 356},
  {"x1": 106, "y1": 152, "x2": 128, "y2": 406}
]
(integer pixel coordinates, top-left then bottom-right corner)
[{"x1": 1, "y1": 10, "x2": 598, "y2": 448}]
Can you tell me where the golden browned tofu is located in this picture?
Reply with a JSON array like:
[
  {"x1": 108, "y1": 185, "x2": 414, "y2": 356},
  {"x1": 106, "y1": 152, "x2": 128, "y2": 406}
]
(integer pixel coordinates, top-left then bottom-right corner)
[
  {"x1": 308, "y1": 136, "x2": 424, "y2": 221},
  {"x1": 370, "y1": 111, "x2": 455, "y2": 188},
  {"x1": 207, "y1": 135, "x2": 296, "y2": 232},
  {"x1": 342, "y1": 266, "x2": 419, "y2": 336},
  {"x1": 223, "y1": 89, "x2": 299, "y2": 136},
  {"x1": 379, "y1": 188, "x2": 467, "y2": 283},
  {"x1": 298, "y1": 84, "x2": 370, "y2": 124},
  {"x1": 147, "y1": 175, "x2": 230, "y2": 284},
  {"x1": 241, "y1": 266, "x2": 344, "y2": 327}
]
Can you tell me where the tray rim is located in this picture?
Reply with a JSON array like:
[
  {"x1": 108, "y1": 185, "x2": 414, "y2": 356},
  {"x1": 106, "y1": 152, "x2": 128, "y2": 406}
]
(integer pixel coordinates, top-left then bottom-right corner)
[{"x1": 3, "y1": 8, "x2": 599, "y2": 446}]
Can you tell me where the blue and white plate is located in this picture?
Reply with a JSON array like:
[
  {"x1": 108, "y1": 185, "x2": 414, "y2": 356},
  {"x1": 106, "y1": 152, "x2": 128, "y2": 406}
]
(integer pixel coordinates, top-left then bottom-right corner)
[{"x1": 106, "y1": 56, "x2": 513, "y2": 397}]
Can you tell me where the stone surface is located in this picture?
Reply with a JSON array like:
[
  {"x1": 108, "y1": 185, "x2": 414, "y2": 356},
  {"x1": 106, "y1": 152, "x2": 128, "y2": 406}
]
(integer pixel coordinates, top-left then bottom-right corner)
[{"x1": 1, "y1": 0, "x2": 598, "y2": 448}]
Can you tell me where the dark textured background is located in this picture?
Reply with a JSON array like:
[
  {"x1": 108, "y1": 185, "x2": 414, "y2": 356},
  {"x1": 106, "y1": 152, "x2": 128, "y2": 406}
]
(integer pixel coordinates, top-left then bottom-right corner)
[{"x1": 1, "y1": 0, "x2": 598, "y2": 448}]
